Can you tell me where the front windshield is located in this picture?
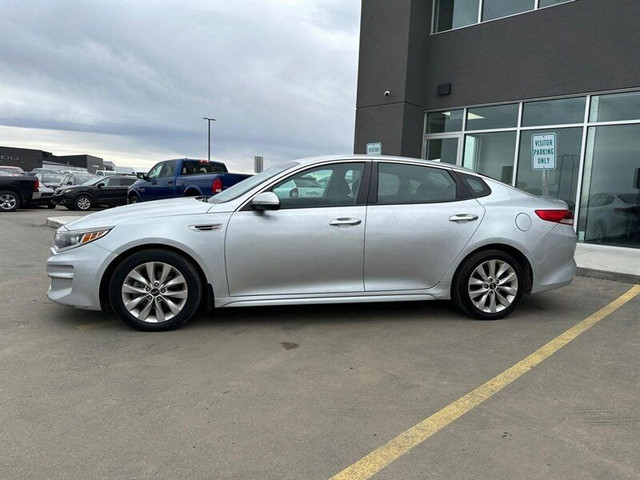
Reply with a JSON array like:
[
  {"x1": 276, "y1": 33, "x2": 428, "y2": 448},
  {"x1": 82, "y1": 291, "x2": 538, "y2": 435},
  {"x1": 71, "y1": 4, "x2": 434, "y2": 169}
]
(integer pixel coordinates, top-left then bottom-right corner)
[
  {"x1": 209, "y1": 161, "x2": 299, "y2": 203},
  {"x1": 79, "y1": 175, "x2": 100, "y2": 185}
]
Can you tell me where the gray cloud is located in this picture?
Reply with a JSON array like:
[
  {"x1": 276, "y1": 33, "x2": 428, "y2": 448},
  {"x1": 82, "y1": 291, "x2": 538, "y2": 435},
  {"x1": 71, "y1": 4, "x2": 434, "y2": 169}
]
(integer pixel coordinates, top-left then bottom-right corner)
[{"x1": 0, "y1": 0, "x2": 361, "y2": 170}]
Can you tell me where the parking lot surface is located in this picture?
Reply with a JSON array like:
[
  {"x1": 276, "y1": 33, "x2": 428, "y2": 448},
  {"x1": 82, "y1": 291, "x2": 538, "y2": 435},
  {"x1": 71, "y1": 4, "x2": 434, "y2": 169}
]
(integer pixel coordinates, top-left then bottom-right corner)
[{"x1": 1, "y1": 208, "x2": 639, "y2": 480}]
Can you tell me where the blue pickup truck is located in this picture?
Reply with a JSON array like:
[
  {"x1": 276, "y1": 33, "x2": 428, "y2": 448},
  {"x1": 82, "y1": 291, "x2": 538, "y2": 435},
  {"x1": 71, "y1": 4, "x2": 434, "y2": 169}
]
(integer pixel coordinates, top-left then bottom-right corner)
[{"x1": 128, "y1": 158, "x2": 251, "y2": 203}]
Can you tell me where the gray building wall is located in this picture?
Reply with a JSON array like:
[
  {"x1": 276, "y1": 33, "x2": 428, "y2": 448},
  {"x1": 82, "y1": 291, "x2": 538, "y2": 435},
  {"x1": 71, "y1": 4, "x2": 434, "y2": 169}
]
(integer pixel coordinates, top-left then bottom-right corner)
[
  {"x1": 0, "y1": 146, "x2": 51, "y2": 171},
  {"x1": 354, "y1": 0, "x2": 640, "y2": 158}
]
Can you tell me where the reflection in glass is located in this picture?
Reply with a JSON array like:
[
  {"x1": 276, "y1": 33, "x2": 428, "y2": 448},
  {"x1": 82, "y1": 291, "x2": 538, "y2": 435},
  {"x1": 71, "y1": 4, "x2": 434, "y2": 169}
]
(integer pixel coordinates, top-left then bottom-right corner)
[
  {"x1": 426, "y1": 138, "x2": 458, "y2": 164},
  {"x1": 516, "y1": 128, "x2": 582, "y2": 210},
  {"x1": 466, "y1": 104, "x2": 518, "y2": 130},
  {"x1": 578, "y1": 125, "x2": 640, "y2": 248},
  {"x1": 539, "y1": 0, "x2": 572, "y2": 6},
  {"x1": 589, "y1": 91, "x2": 640, "y2": 123},
  {"x1": 434, "y1": 0, "x2": 480, "y2": 32},
  {"x1": 427, "y1": 110, "x2": 464, "y2": 133},
  {"x1": 522, "y1": 97, "x2": 585, "y2": 126},
  {"x1": 482, "y1": 0, "x2": 534, "y2": 21},
  {"x1": 463, "y1": 131, "x2": 516, "y2": 183}
]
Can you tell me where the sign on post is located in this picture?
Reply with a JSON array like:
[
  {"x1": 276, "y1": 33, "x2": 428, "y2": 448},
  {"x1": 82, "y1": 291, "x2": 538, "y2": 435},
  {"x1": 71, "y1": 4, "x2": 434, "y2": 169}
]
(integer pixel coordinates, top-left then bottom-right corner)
[
  {"x1": 531, "y1": 133, "x2": 556, "y2": 170},
  {"x1": 366, "y1": 142, "x2": 382, "y2": 156}
]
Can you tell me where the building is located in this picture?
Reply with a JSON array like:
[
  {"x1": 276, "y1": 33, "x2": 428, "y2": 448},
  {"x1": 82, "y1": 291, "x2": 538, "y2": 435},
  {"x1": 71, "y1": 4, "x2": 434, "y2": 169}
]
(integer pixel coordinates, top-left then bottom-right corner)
[
  {"x1": 354, "y1": 0, "x2": 640, "y2": 249},
  {"x1": 0, "y1": 146, "x2": 104, "y2": 173}
]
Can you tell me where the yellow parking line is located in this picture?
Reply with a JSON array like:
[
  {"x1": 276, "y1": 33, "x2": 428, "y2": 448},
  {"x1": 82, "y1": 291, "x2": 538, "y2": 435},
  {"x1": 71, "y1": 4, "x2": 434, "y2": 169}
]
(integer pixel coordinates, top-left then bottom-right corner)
[
  {"x1": 329, "y1": 284, "x2": 640, "y2": 480},
  {"x1": 76, "y1": 320, "x2": 120, "y2": 331}
]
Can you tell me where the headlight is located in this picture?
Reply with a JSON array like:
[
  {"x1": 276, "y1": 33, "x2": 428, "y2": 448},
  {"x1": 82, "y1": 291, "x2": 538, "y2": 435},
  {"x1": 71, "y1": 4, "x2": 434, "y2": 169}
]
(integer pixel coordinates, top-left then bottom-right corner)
[
  {"x1": 54, "y1": 227, "x2": 112, "y2": 252},
  {"x1": 61, "y1": 189, "x2": 72, "y2": 194}
]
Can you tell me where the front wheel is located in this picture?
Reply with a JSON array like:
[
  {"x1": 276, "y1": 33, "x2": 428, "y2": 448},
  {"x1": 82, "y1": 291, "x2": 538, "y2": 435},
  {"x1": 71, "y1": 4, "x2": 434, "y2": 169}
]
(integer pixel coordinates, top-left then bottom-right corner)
[
  {"x1": 452, "y1": 250, "x2": 524, "y2": 320},
  {"x1": 109, "y1": 249, "x2": 203, "y2": 331},
  {"x1": 128, "y1": 196, "x2": 139, "y2": 205},
  {"x1": 47, "y1": 203, "x2": 56, "y2": 209},
  {"x1": 75, "y1": 194, "x2": 93, "y2": 211},
  {"x1": 0, "y1": 190, "x2": 20, "y2": 212}
]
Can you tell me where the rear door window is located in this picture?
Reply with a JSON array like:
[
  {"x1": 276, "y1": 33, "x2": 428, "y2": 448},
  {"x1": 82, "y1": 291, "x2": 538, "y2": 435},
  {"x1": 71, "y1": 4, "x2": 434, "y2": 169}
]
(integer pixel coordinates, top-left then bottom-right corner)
[{"x1": 377, "y1": 163, "x2": 458, "y2": 204}]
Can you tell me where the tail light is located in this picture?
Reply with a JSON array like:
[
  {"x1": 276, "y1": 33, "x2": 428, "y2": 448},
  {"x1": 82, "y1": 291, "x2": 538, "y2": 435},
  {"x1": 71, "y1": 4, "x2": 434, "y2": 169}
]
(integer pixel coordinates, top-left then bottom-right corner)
[
  {"x1": 211, "y1": 178, "x2": 223, "y2": 194},
  {"x1": 535, "y1": 209, "x2": 573, "y2": 225},
  {"x1": 34, "y1": 180, "x2": 40, "y2": 191}
]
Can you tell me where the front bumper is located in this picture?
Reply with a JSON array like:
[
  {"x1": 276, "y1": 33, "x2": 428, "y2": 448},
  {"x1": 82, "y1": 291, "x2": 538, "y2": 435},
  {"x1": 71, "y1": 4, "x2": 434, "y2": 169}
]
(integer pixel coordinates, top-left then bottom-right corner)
[
  {"x1": 51, "y1": 194, "x2": 74, "y2": 206},
  {"x1": 528, "y1": 224, "x2": 577, "y2": 294},
  {"x1": 47, "y1": 242, "x2": 117, "y2": 310}
]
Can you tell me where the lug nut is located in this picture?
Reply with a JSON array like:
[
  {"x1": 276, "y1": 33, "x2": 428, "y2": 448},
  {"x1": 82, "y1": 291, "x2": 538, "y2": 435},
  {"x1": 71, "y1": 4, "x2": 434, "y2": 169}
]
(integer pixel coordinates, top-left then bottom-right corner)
[{"x1": 161, "y1": 289, "x2": 166, "y2": 293}]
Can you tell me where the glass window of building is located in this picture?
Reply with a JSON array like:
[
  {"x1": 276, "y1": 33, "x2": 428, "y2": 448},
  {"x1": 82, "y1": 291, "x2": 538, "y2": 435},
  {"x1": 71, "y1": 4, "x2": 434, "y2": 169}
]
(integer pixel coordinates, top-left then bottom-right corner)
[
  {"x1": 466, "y1": 103, "x2": 519, "y2": 130},
  {"x1": 516, "y1": 128, "x2": 582, "y2": 210},
  {"x1": 577, "y1": 124, "x2": 640, "y2": 248},
  {"x1": 482, "y1": 0, "x2": 534, "y2": 21},
  {"x1": 589, "y1": 91, "x2": 640, "y2": 123},
  {"x1": 539, "y1": 0, "x2": 572, "y2": 7},
  {"x1": 426, "y1": 138, "x2": 458, "y2": 164},
  {"x1": 463, "y1": 131, "x2": 517, "y2": 183},
  {"x1": 522, "y1": 97, "x2": 585, "y2": 127},
  {"x1": 427, "y1": 110, "x2": 464, "y2": 133},
  {"x1": 434, "y1": 0, "x2": 480, "y2": 32}
]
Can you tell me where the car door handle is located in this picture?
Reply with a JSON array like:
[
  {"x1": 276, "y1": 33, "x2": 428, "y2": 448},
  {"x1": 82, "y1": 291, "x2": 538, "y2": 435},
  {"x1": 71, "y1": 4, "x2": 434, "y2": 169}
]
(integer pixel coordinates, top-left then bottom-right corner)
[
  {"x1": 449, "y1": 214, "x2": 478, "y2": 222},
  {"x1": 329, "y1": 218, "x2": 362, "y2": 226}
]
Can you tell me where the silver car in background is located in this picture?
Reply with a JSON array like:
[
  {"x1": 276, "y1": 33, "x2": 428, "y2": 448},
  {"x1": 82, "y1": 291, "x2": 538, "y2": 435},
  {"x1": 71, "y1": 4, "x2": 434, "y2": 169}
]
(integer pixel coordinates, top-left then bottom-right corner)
[{"x1": 46, "y1": 155, "x2": 576, "y2": 331}]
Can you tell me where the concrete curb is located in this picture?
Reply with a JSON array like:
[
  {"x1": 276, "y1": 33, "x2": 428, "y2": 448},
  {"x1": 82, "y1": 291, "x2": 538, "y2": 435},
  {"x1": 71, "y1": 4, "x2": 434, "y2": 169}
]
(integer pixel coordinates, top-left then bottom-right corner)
[
  {"x1": 576, "y1": 267, "x2": 640, "y2": 285},
  {"x1": 46, "y1": 217, "x2": 82, "y2": 229}
]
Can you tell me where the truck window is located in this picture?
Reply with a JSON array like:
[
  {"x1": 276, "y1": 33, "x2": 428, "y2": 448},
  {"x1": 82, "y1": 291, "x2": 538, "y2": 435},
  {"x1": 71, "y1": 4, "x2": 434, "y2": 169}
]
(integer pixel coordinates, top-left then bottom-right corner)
[
  {"x1": 160, "y1": 161, "x2": 177, "y2": 178},
  {"x1": 147, "y1": 163, "x2": 163, "y2": 180},
  {"x1": 181, "y1": 160, "x2": 228, "y2": 175}
]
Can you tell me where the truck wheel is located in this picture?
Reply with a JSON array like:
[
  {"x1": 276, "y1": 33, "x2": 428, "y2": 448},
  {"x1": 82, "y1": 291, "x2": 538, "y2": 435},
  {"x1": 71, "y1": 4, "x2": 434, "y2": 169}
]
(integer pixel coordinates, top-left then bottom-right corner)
[
  {"x1": 109, "y1": 249, "x2": 203, "y2": 331},
  {"x1": 128, "y1": 196, "x2": 139, "y2": 204},
  {"x1": 0, "y1": 190, "x2": 20, "y2": 212}
]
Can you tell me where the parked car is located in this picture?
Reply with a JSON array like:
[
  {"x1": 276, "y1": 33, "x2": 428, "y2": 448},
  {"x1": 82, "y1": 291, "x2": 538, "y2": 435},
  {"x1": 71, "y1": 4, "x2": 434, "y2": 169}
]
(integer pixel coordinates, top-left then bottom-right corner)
[
  {"x1": 0, "y1": 173, "x2": 38, "y2": 211},
  {"x1": 273, "y1": 175, "x2": 324, "y2": 198},
  {"x1": 581, "y1": 192, "x2": 640, "y2": 242},
  {"x1": 95, "y1": 170, "x2": 117, "y2": 177},
  {"x1": 127, "y1": 158, "x2": 251, "y2": 203},
  {"x1": 56, "y1": 172, "x2": 97, "y2": 189},
  {"x1": 30, "y1": 182, "x2": 56, "y2": 209},
  {"x1": 0, "y1": 166, "x2": 25, "y2": 176},
  {"x1": 52, "y1": 175, "x2": 138, "y2": 211},
  {"x1": 46, "y1": 155, "x2": 577, "y2": 331},
  {"x1": 30, "y1": 168, "x2": 62, "y2": 175}
]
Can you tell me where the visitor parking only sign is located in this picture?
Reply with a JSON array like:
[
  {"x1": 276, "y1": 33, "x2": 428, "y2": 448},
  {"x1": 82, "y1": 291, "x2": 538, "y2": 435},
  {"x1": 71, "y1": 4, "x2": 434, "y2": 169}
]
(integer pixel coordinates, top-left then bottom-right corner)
[{"x1": 531, "y1": 133, "x2": 556, "y2": 170}]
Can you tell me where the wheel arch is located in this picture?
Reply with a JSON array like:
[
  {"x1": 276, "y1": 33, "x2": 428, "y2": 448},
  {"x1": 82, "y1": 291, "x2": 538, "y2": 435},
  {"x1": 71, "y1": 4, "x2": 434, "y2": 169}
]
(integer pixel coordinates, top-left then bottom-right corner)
[
  {"x1": 451, "y1": 243, "x2": 533, "y2": 295},
  {"x1": 99, "y1": 243, "x2": 213, "y2": 311},
  {"x1": 183, "y1": 187, "x2": 203, "y2": 197}
]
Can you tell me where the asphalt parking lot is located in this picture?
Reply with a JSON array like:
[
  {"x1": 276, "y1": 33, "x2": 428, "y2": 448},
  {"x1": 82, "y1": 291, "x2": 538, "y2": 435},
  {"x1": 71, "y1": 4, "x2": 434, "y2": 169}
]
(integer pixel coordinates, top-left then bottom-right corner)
[{"x1": 1, "y1": 208, "x2": 638, "y2": 480}]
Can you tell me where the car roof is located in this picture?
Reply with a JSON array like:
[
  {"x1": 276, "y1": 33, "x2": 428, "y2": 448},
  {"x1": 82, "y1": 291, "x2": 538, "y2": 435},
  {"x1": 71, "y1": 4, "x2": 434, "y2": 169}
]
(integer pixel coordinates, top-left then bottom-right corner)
[{"x1": 291, "y1": 154, "x2": 480, "y2": 175}]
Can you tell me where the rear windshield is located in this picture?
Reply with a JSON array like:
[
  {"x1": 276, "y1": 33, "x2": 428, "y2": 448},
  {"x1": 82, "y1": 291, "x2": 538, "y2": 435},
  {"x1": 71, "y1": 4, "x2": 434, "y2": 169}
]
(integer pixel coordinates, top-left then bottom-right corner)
[{"x1": 181, "y1": 160, "x2": 227, "y2": 175}]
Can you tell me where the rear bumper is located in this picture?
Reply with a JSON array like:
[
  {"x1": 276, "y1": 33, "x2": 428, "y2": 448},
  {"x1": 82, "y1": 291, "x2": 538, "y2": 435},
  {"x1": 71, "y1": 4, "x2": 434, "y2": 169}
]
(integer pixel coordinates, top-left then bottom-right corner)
[{"x1": 527, "y1": 224, "x2": 577, "y2": 294}]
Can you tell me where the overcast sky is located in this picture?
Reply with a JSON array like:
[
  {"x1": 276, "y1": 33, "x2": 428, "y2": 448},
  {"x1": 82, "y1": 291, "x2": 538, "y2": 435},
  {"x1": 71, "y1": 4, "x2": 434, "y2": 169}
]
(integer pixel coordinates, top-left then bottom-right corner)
[{"x1": 0, "y1": 0, "x2": 361, "y2": 171}]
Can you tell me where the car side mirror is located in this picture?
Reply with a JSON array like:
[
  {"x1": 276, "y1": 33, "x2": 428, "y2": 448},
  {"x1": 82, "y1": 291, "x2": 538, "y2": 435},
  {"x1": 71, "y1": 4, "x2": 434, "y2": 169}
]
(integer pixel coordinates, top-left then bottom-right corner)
[
  {"x1": 96, "y1": 182, "x2": 106, "y2": 189},
  {"x1": 251, "y1": 192, "x2": 281, "y2": 211}
]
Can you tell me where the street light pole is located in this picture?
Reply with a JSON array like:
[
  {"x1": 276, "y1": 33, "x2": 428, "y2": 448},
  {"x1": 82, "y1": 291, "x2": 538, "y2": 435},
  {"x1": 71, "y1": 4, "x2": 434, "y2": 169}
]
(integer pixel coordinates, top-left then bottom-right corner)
[{"x1": 203, "y1": 117, "x2": 216, "y2": 162}]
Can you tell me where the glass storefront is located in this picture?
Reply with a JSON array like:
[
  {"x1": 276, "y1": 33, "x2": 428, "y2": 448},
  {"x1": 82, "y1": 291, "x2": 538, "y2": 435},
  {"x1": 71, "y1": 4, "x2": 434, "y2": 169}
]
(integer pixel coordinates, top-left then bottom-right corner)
[{"x1": 422, "y1": 89, "x2": 640, "y2": 249}]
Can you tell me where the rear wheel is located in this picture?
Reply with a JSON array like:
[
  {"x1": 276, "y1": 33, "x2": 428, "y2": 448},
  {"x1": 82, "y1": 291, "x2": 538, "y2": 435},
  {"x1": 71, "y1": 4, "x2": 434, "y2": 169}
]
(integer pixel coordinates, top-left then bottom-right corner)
[
  {"x1": 47, "y1": 202, "x2": 56, "y2": 209},
  {"x1": 452, "y1": 249, "x2": 523, "y2": 320},
  {"x1": 0, "y1": 190, "x2": 20, "y2": 212},
  {"x1": 109, "y1": 249, "x2": 203, "y2": 331},
  {"x1": 75, "y1": 195, "x2": 92, "y2": 211}
]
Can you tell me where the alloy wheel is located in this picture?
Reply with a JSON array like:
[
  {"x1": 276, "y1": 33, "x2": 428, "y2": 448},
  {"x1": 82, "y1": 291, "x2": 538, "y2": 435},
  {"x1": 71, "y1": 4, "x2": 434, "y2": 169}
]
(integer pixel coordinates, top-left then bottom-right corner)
[
  {"x1": 121, "y1": 262, "x2": 189, "y2": 323},
  {"x1": 468, "y1": 259, "x2": 519, "y2": 314},
  {"x1": 0, "y1": 193, "x2": 17, "y2": 211},
  {"x1": 76, "y1": 196, "x2": 91, "y2": 210}
]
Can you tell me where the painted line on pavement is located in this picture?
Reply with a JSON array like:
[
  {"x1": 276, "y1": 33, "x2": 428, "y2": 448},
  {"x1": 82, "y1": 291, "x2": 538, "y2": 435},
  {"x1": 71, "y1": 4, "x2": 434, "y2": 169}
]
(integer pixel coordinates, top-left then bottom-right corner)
[
  {"x1": 329, "y1": 284, "x2": 640, "y2": 480},
  {"x1": 76, "y1": 320, "x2": 120, "y2": 330}
]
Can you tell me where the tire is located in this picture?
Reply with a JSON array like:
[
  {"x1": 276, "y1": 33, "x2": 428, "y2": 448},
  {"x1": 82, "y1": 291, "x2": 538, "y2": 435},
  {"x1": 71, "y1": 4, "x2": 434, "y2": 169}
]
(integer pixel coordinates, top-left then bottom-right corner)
[
  {"x1": 452, "y1": 249, "x2": 524, "y2": 320},
  {"x1": 75, "y1": 194, "x2": 92, "y2": 211},
  {"x1": 0, "y1": 190, "x2": 20, "y2": 212},
  {"x1": 47, "y1": 202, "x2": 56, "y2": 209},
  {"x1": 109, "y1": 249, "x2": 203, "y2": 331},
  {"x1": 64, "y1": 205, "x2": 75, "y2": 211},
  {"x1": 128, "y1": 196, "x2": 139, "y2": 205}
]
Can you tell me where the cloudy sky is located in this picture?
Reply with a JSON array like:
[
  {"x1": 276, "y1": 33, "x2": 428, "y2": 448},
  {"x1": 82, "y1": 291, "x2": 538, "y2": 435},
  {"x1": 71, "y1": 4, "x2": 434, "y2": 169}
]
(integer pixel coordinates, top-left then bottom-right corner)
[{"x1": 0, "y1": 0, "x2": 361, "y2": 172}]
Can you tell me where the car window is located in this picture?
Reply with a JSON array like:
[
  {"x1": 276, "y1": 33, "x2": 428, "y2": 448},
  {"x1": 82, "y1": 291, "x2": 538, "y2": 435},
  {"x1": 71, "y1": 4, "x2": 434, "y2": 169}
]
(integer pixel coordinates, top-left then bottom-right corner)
[
  {"x1": 271, "y1": 162, "x2": 365, "y2": 209},
  {"x1": 181, "y1": 160, "x2": 227, "y2": 175},
  {"x1": 117, "y1": 177, "x2": 137, "y2": 187},
  {"x1": 147, "y1": 163, "x2": 163, "y2": 180},
  {"x1": 160, "y1": 161, "x2": 177, "y2": 178},
  {"x1": 377, "y1": 163, "x2": 457, "y2": 204}
]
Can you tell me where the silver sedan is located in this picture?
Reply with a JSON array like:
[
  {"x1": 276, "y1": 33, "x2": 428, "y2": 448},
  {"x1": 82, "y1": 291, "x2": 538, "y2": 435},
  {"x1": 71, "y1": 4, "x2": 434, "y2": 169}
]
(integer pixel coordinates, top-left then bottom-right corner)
[{"x1": 46, "y1": 155, "x2": 577, "y2": 331}]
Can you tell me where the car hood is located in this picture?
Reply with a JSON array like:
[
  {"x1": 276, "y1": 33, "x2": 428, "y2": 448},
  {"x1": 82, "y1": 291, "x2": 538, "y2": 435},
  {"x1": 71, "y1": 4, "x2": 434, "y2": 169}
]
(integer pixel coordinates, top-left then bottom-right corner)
[{"x1": 63, "y1": 197, "x2": 214, "y2": 231}]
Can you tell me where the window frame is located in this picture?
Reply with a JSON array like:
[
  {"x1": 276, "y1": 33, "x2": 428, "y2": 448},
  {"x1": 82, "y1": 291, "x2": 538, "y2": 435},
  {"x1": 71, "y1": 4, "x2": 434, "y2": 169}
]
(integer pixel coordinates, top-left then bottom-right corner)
[
  {"x1": 369, "y1": 161, "x2": 469, "y2": 206},
  {"x1": 431, "y1": 0, "x2": 575, "y2": 35}
]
